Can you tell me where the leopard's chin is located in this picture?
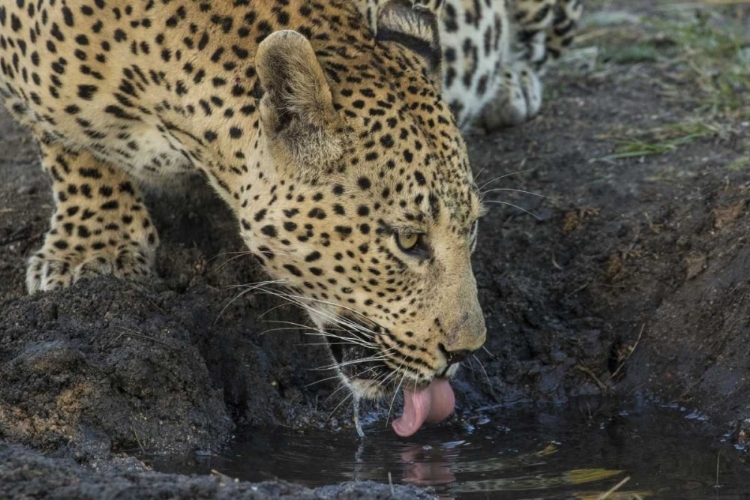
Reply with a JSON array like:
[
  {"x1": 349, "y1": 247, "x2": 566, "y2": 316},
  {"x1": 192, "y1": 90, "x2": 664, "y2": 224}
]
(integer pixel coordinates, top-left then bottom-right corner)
[{"x1": 345, "y1": 377, "x2": 393, "y2": 400}]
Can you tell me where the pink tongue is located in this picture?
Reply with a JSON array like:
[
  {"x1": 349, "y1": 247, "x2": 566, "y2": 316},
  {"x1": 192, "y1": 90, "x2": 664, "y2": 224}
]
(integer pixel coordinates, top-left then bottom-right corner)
[{"x1": 392, "y1": 379, "x2": 455, "y2": 437}]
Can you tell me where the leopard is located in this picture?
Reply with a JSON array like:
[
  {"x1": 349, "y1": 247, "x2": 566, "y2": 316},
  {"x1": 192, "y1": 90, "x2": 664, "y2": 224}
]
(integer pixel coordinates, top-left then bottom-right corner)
[
  {"x1": 355, "y1": 0, "x2": 584, "y2": 129},
  {"x1": 0, "y1": 0, "x2": 580, "y2": 437}
]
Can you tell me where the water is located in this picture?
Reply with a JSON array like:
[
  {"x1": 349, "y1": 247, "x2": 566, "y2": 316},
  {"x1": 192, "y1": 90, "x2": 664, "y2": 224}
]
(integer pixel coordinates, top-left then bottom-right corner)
[{"x1": 144, "y1": 405, "x2": 750, "y2": 499}]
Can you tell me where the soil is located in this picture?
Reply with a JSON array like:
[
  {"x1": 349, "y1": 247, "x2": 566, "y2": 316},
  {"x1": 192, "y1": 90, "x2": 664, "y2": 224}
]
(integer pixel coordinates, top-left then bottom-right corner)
[{"x1": 1, "y1": 0, "x2": 749, "y2": 497}]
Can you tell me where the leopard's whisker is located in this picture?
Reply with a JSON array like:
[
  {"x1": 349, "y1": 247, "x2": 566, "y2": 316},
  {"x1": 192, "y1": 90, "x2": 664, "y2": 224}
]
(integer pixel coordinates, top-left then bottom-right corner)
[
  {"x1": 383, "y1": 351, "x2": 411, "y2": 424},
  {"x1": 250, "y1": 289, "x2": 359, "y2": 333},
  {"x1": 306, "y1": 373, "x2": 346, "y2": 388},
  {"x1": 215, "y1": 280, "x2": 287, "y2": 324},
  {"x1": 484, "y1": 199, "x2": 542, "y2": 221},
  {"x1": 385, "y1": 370, "x2": 408, "y2": 427},
  {"x1": 473, "y1": 354, "x2": 492, "y2": 387},
  {"x1": 211, "y1": 252, "x2": 250, "y2": 272},
  {"x1": 305, "y1": 332, "x2": 377, "y2": 350},
  {"x1": 254, "y1": 288, "x2": 379, "y2": 338},
  {"x1": 374, "y1": 369, "x2": 399, "y2": 393},
  {"x1": 256, "y1": 287, "x2": 381, "y2": 342},
  {"x1": 475, "y1": 167, "x2": 533, "y2": 191},
  {"x1": 479, "y1": 187, "x2": 548, "y2": 199},
  {"x1": 313, "y1": 355, "x2": 392, "y2": 372},
  {"x1": 465, "y1": 354, "x2": 478, "y2": 376},
  {"x1": 262, "y1": 319, "x2": 351, "y2": 336},
  {"x1": 225, "y1": 278, "x2": 287, "y2": 290},
  {"x1": 323, "y1": 382, "x2": 352, "y2": 410},
  {"x1": 273, "y1": 290, "x2": 378, "y2": 329},
  {"x1": 325, "y1": 391, "x2": 354, "y2": 423},
  {"x1": 473, "y1": 165, "x2": 488, "y2": 181}
]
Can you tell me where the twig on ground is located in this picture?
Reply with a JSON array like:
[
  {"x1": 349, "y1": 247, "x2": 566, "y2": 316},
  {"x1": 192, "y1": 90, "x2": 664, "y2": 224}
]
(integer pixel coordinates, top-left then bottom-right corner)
[
  {"x1": 611, "y1": 324, "x2": 645, "y2": 379},
  {"x1": 716, "y1": 451, "x2": 722, "y2": 489},
  {"x1": 102, "y1": 326, "x2": 175, "y2": 350},
  {"x1": 565, "y1": 280, "x2": 591, "y2": 299},
  {"x1": 131, "y1": 423, "x2": 145, "y2": 454},
  {"x1": 576, "y1": 364, "x2": 608, "y2": 391},
  {"x1": 598, "y1": 476, "x2": 631, "y2": 500},
  {"x1": 211, "y1": 469, "x2": 235, "y2": 481}
]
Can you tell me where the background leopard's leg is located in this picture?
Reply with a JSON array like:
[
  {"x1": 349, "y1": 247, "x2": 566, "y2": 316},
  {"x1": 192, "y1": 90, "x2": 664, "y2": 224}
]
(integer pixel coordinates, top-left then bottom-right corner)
[
  {"x1": 351, "y1": 0, "x2": 446, "y2": 36},
  {"x1": 477, "y1": 0, "x2": 582, "y2": 130},
  {"x1": 27, "y1": 143, "x2": 159, "y2": 293},
  {"x1": 513, "y1": 0, "x2": 557, "y2": 71},
  {"x1": 513, "y1": 0, "x2": 583, "y2": 72},
  {"x1": 545, "y1": 0, "x2": 584, "y2": 63}
]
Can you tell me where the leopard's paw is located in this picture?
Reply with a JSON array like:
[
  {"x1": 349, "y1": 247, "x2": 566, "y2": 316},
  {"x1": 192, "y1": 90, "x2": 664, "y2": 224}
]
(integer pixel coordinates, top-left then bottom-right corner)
[{"x1": 27, "y1": 224, "x2": 158, "y2": 294}]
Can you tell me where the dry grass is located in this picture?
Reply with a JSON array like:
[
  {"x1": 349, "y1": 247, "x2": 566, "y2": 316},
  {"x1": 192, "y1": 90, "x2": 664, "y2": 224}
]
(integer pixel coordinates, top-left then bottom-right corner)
[{"x1": 578, "y1": 0, "x2": 749, "y2": 162}]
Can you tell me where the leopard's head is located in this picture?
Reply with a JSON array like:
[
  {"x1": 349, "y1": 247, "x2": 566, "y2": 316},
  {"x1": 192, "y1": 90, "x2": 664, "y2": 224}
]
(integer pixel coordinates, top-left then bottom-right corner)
[{"x1": 240, "y1": 0, "x2": 485, "y2": 434}]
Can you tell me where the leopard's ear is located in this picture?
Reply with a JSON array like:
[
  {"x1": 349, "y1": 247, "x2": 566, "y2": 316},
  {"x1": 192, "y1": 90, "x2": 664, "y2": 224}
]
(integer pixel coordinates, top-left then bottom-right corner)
[
  {"x1": 256, "y1": 30, "x2": 347, "y2": 171},
  {"x1": 376, "y1": 0, "x2": 443, "y2": 89}
]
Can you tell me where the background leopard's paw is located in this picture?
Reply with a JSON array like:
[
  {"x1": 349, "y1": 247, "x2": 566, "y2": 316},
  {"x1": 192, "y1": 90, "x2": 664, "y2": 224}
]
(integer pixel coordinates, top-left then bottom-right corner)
[{"x1": 479, "y1": 62, "x2": 542, "y2": 130}]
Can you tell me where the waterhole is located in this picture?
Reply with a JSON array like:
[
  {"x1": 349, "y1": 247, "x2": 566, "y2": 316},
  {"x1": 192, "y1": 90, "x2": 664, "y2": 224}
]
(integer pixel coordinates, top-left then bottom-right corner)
[{"x1": 144, "y1": 405, "x2": 750, "y2": 499}]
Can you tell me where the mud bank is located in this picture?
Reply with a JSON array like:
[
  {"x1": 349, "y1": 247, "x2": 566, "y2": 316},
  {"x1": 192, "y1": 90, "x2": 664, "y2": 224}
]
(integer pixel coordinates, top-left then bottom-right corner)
[{"x1": 0, "y1": 443, "x2": 431, "y2": 499}]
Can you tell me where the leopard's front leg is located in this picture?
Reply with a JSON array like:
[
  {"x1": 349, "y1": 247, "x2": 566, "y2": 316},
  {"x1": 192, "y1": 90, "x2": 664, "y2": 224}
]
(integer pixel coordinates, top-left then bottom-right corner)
[{"x1": 27, "y1": 143, "x2": 159, "y2": 293}]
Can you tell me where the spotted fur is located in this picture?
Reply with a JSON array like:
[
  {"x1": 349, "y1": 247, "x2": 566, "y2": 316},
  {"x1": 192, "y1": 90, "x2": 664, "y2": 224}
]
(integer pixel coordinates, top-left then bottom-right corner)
[{"x1": 0, "y1": 0, "x2": 496, "y2": 403}]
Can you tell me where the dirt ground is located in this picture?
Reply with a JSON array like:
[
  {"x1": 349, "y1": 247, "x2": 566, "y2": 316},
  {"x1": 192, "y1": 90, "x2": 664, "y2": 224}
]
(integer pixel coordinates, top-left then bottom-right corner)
[{"x1": 1, "y1": 0, "x2": 749, "y2": 497}]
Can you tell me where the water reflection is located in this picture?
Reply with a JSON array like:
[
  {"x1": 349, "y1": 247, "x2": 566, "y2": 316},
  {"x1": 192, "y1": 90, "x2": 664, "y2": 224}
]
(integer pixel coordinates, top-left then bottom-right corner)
[
  {"x1": 143, "y1": 405, "x2": 750, "y2": 499},
  {"x1": 400, "y1": 443, "x2": 456, "y2": 486}
]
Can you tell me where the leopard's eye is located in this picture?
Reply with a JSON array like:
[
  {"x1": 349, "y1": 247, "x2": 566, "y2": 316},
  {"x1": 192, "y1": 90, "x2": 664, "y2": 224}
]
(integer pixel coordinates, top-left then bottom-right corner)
[{"x1": 396, "y1": 231, "x2": 420, "y2": 252}]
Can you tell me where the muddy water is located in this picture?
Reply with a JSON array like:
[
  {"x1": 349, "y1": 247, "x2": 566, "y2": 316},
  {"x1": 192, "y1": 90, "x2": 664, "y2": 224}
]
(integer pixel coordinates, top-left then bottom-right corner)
[{"x1": 144, "y1": 405, "x2": 750, "y2": 499}]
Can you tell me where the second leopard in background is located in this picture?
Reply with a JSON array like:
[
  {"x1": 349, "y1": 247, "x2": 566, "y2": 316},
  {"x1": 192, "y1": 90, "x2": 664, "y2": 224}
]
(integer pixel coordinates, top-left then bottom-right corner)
[{"x1": 355, "y1": 0, "x2": 584, "y2": 129}]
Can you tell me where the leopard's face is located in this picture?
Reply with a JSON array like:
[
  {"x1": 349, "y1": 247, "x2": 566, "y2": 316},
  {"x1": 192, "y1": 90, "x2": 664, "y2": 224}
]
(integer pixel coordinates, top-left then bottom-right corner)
[
  {"x1": 239, "y1": 11, "x2": 486, "y2": 404},
  {"x1": 246, "y1": 112, "x2": 486, "y2": 401}
]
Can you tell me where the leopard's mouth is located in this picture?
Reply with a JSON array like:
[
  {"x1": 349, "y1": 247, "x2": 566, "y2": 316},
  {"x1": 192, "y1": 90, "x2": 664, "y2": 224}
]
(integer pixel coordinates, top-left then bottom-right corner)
[
  {"x1": 323, "y1": 316, "x2": 451, "y2": 395},
  {"x1": 325, "y1": 322, "x2": 400, "y2": 399},
  {"x1": 320, "y1": 317, "x2": 457, "y2": 437}
]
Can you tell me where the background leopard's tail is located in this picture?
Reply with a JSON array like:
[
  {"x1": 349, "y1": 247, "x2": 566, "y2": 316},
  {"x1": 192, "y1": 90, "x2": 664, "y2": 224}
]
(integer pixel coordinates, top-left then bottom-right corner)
[{"x1": 513, "y1": 0, "x2": 584, "y2": 72}]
